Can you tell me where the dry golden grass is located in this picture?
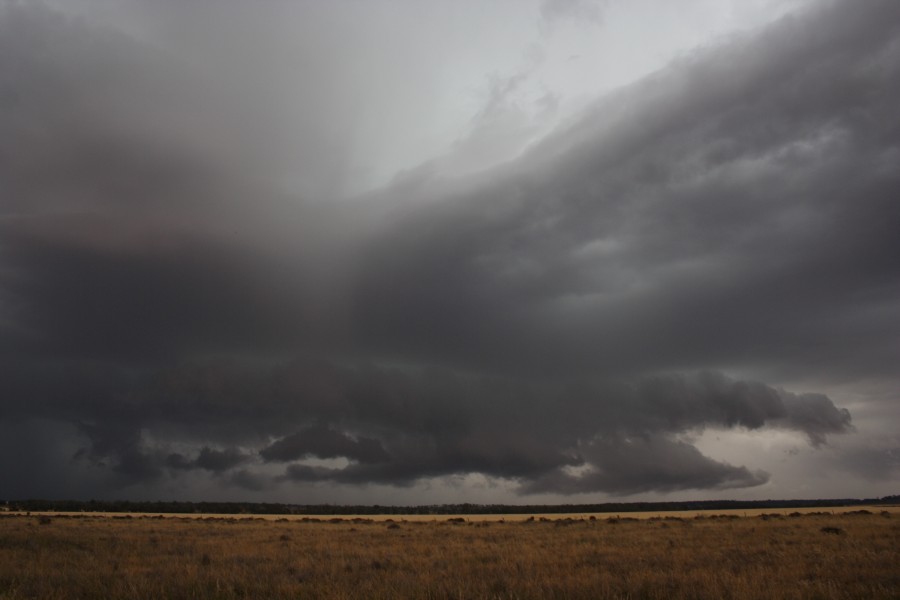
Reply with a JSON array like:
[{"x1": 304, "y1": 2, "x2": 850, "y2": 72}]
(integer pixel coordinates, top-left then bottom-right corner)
[{"x1": 1, "y1": 510, "x2": 898, "y2": 599}]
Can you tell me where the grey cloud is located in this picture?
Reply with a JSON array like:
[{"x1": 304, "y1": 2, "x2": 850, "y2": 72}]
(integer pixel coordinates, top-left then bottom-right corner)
[
  {"x1": 282, "y1": 464, "x2": 334, "y2": 484},
  {"x1": 4, "y1": 0, "x2": 897, "y2": 383},
  {"x1": 195, "y1": 447, "x2": 249, "y2": 472},
  {"x1": 228, "y1": 469, "x2": 271, "y2": 492},
  {"x1": 0, "y1": 2, "x2": 258, "y2": 211},
  {"x1": 0, "y1": 1, "x2": 357, "y2": 363},
  {"x1": 260, "y1": 426, "x2": 390, "y2": 464},
  {"x1": 633, "y1": 373, "x2": 853, "y2": 444},
  {"x1": 779, "y1": 393, "x2": 854, "y2": 446},
  {"x1": 523, "y1": 435, "x2": 770, "y2": 496},
  {"x1": 80, "y1": 426, "x2": 250, "y2": 482},
  {"x1": 166, "y1": 446, "x2": 250, "y2": 473},
  {"x1": 74, "y1": 424, "x2": 165, "y2": 483},
  {"x1": 540, "y1": 0, "x2": 605, "y2": 26},
  {"x1": 833, "y1": 442, "x2": 900, "y2": 481},
  {"x1": 3, "y1": 357, "x2": 851, "y2": 494},
  {"x1": 0, "y1": 0, "x2": 894, "y2": 501},
  {"x1": 164, "y1": 453, "x2": 193, "y2": 471},
  {"x1": 0, "y1": 418, "x2": 103, "y2": 500},
  {"x1": 351, "y1": 0, "x2": 900, "y2": 384}
]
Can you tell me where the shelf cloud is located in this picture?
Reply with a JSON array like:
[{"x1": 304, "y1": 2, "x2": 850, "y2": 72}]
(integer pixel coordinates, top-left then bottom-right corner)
[{"x1": 1, "y1": 0, "x2": 897, "y2": 502}]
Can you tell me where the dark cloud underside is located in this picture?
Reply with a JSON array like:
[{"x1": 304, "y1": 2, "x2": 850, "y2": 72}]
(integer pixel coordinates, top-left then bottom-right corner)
[{"x1": 0, "y1": 358, "x2": 852, "y2": 496}]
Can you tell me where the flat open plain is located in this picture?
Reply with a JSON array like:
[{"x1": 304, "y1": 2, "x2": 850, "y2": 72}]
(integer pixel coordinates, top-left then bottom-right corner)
[
  {"x1": 9, "y1": 504, "x2": 898, "y2": 521},
  {"x1": 1, "y1": 509, "x2": 898, "y2": 599}
]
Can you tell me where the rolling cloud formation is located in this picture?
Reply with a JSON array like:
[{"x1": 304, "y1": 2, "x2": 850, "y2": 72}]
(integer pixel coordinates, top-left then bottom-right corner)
[{"x1": 0, "y1": 0, "x2": 897, "y2": 500}]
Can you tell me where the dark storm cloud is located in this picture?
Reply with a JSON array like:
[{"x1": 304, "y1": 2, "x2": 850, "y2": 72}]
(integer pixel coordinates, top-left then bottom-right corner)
[
  {"x1": 523, "y1": 436, "x2": 769, "y2": 496},
  {"x1": 0, "y1": 0, "x2": 895, "y2": 499},
  {"x1": 228, "y1": 469, "x2": 271, "y2": 492},
  {"x1": 7, "y1": 358, "x2": 850, "y2": 494},
  {"x1": 75, "y1": 421, "x2": 165, "y2": 483},
  {"x1": 0, "y1": 1, "x2": 355, "y2": 361},
  {"x1": 260, "y1": 426, "x2": 390, "y2": 464},
  {"x1": 352, "y1": 0, "x2": 900, "y2": 382},
  {"x1": 167, "y1": 447, "x2": 249, "y2": 473}
]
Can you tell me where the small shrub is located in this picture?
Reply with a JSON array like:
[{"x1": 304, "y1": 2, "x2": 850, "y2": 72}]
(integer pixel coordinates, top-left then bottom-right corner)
[{"x1": 821, "y1": 527, "x2": 845, "y2": 535}]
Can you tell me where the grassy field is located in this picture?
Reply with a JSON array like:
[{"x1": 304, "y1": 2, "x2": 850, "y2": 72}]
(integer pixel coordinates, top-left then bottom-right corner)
[
  {"x1": 1, "y1": 510, "x2": 898, "y2": 599},
  {"x1": 9, "y1": 504, "x2": 898, "y2": 521}
]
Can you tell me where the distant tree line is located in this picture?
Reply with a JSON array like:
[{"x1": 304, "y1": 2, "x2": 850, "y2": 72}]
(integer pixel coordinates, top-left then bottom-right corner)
[{"x1": 3, "y1": 496, "x2": 898, "y2": 515}]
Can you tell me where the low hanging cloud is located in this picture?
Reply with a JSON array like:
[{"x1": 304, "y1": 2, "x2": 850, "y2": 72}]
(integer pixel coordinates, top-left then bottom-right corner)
[
  {"x1": 16, "y1": 360, "x2": 851, "y2": 496},
  {"x1": 260, "y1": 426, "x2": 391, "y2": 465},
  {"x1": 0, "y1": 0, "x2": 896, "y2": 501},
  {"x1": 167, "y1": 447, "x2": 250, "y2": 474},
  {"x1": 523, "y1": 436, "x2": 769, "y2": 496}
]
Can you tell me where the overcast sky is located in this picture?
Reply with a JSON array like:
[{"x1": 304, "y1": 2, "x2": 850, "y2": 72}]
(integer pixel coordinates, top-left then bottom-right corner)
[{"x1": 1, "y1": 0, "x2": 898, "y2": 505}]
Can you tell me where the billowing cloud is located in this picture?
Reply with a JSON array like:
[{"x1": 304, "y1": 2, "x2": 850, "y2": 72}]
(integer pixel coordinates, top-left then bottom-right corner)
[
  {"x1": 524, "y1": 436, "x2": 769, "y2": 496},
  {"x1": 0, "y1": 0, "x2": 896, "y2": 502},
  {"x1": 352, "y1": 0, "x2": 900, "y2": 383},
  {"x1": 0, "y1": 358, "x2": 853, "y2": 496}
]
